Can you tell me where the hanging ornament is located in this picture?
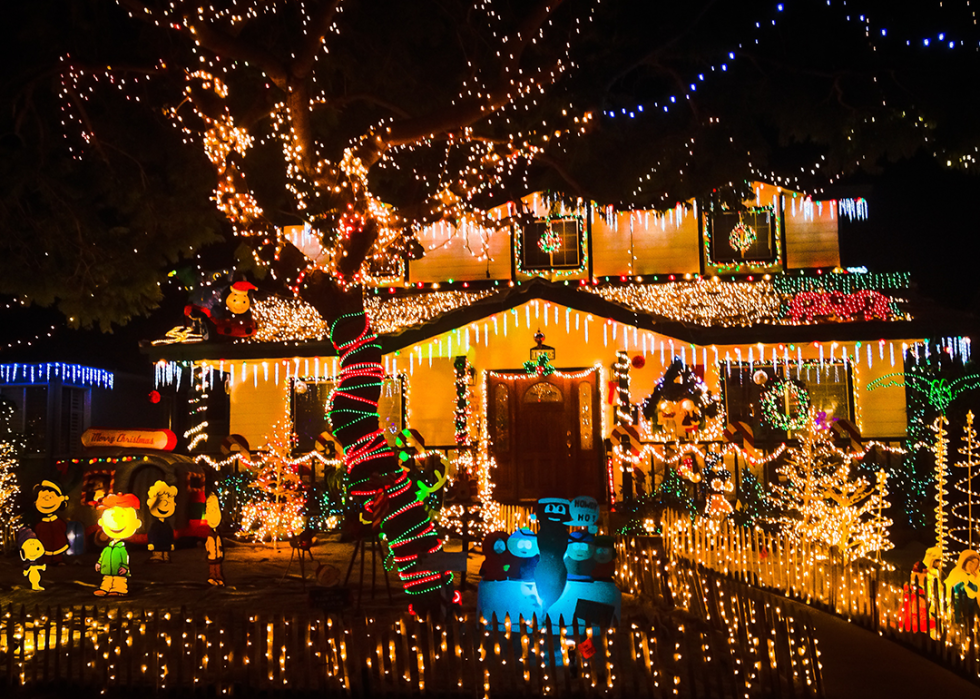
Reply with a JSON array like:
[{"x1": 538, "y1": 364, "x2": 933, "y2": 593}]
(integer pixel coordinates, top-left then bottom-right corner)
[
  {"x1": 728, "y1": 222, "x2": 757, "y2": 256},
  {"x1": 294, "y1": 380, "x2": 308, "y2": 395},
  {"x1": 752, "y1": 369, "x2": 769, "y2": 386},
  {"x1": 537, "y1": 228, "x2": 562, "y2": 253},
  {"x1": 760, "y1": 379, "x2": 811, "y2": 431},
  {"x1": 631, "y1": 355, "x2": 646, "y2": 369}
]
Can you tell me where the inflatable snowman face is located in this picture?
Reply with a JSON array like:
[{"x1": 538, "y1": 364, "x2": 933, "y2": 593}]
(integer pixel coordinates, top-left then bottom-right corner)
[
  {"x1": 507, "y1": 528, "x2": 539, "y2": 558},
  {"x1": 535, "y1": 498, "x2": 571, "y2": 525}
]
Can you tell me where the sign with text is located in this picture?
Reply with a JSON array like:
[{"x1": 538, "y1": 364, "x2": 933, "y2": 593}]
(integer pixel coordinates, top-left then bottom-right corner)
[{"x1": 81, "y1": 428, "x2": 177, "y2": 451}]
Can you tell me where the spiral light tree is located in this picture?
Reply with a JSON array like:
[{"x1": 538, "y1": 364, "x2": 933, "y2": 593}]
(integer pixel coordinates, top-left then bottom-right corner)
[{"x1": 951, "y1": 411, "x2": 980, "y2": 550}]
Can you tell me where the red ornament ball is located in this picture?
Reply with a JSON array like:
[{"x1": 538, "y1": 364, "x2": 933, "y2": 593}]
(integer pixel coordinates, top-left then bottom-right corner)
[
  {"x1": 631, "y1": 355, "x2": 646, "y2": 369},
  {"x1": 148, "y1": 390, "x2": 161, "y2": 404}
]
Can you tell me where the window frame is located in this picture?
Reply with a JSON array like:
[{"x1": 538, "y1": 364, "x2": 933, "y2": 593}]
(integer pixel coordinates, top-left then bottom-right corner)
[{"x1": 518, "y1": 216, "x2": 586, "y2": 274}]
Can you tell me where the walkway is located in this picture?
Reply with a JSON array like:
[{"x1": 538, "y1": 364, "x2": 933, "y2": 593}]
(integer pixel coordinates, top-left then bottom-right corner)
[{"x1": 787, "y1": 599, "x2": 980, "y2": 698}]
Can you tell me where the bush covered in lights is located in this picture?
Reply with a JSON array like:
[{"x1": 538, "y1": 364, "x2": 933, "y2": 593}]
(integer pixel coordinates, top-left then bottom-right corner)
[{"x1": 616, "y1": 468, "x2": 696, "y2": 535}]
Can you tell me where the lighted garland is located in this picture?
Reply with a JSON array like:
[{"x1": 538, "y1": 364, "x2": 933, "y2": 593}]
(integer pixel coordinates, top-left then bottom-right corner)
[
  {"x1": 728, "y1": 222, "x2": 757, "y2": 255},
  {"x1": 453, "y1": 357, "x2": 472, "y2": 446},
  {"x1": 524, "y1": 354, "x2": 556, "y2": 377},
  {"x1": 537, "y1": 228, "x2": 562, "y2": 254}
]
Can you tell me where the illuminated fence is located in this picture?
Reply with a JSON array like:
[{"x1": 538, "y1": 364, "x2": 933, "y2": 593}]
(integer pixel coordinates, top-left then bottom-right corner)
[
  {"x1": 661, "y1": 509, "x2": 980, "y2": 683},
  {"x1": 1, "y1": 569, "x2": 821, "y2": 697}
]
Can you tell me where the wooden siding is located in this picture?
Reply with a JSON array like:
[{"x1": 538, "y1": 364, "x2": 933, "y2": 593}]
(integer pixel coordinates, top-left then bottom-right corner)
[
  {"x1": 592, "y1": 207, "x2": 700, "y2": 277},
  {"x1": 784, "y1": 195, "x2": 841, "y2": 269}
]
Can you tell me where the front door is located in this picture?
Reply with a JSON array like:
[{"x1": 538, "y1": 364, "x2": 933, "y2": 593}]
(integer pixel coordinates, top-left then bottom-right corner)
[{"x1": 488, "y1": 368, "x2": 602, "y2": 503}]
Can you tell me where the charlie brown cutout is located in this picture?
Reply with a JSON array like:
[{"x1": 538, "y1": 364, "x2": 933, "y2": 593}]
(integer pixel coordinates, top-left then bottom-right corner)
[{"x1": 95, "y1": 494, "x2": 142, "y2": 596}]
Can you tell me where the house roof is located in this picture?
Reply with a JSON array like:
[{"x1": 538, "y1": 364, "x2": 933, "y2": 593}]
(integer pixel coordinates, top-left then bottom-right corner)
[{"x1": 144, "y1": 276, "x2": 977, "y2": 362}]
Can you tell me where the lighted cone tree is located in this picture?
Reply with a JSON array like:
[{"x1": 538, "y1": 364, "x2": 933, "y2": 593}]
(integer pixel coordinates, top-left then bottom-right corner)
[
  {"x1": 950, "y1": 411, "x2": 980, "y2": 550},
  {"x1": 767, "y1": 409, "x2": 891, "y2": 565},
  {"x1": 702, "y1": 451, "x2": 733, "y2": 520},
  {"x1": 240, "y1": 415, "x2": 308, "y2": 545}
]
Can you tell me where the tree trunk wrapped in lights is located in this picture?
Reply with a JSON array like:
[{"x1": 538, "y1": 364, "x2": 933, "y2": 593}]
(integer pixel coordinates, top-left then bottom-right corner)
[{"x1": 296, "y1": 264, "x2": 452, "y2": 603}]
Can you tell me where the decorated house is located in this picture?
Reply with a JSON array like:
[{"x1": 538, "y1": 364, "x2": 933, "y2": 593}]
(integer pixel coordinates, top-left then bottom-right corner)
[{"x1": 146, "y1": 183, "x2": 974, "y2": 527}]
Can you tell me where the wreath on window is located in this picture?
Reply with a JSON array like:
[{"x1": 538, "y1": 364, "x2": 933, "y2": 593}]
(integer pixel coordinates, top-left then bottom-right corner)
[
  {"x1": 537, "y1": 228, "x2": 562, "y2": 254},
  {"x1": 641, "y1": 358, "x2": 722, "y2": 433},
  {"x1": 759, "y1": 378, "x2": 811, "y2": 431},
  {"x1": 728, "y1": 222, "x2": 757, "y2": 256}
]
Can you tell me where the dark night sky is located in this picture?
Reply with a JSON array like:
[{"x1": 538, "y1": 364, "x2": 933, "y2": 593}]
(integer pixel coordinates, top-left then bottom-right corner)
[{"x1": 1, "y1": 155, "x2": 977, "y2": 376}]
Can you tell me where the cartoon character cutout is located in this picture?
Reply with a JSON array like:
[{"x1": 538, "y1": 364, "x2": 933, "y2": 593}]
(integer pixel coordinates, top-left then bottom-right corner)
[
  {"x1": 564, "y1": 531, "x2": 596, "y2": 581},
  {"x1": 591, "y1": 535, "x2": 617, "y2": 581},
  {"x1": 18, "y1": 528, "x2": 46, "y2": 591},
  {"x1": 147, "y1": 481, "x2": 178, "y2": 563},
  {"x1": 184, "y1": 271, "x2": 257, "y2": 339},
  {"x1": 506, "y1": 528, "x2": 540, "y2": 580},
  {"x1": 33, "y1": 481, "x2": 70, "y2": 565},
  {"x1": 205, "y1": 494, "x2": 225, "y2": 586},
  {"x1": 479, "y1": 530, "x2": 516, "y2": 581},
  {"x1": 534, "y1": 498, "x2": 571, "y2": 612},
  {"x1": 95, "y1": 494, "x2": 142, "y2": 597}
]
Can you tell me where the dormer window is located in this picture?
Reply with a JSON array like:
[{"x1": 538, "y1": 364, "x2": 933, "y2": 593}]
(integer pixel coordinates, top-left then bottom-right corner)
[
  {"x1": 707, "y1": 206, "x2": 777, "y2": 264},
  {"x1": 519, "y1": 217, "x2": 584, "y2": 272}
]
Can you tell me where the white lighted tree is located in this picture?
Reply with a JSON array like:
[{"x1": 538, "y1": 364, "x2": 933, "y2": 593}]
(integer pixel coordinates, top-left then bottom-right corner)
[
  {"x1": 768, "y1": 409, "x2": 891, "y2": 564},
  {"x1": 0, "y1": 400, "x2": 24, "y2": 551},
  {"x1": 240, "y1": 412, "x2": 308, "y2": 545}
]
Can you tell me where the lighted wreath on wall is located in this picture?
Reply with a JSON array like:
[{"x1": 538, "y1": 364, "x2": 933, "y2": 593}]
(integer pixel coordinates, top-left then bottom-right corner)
[{"x1": 759, "y1": 378, "x2": 811, "y2": 431}]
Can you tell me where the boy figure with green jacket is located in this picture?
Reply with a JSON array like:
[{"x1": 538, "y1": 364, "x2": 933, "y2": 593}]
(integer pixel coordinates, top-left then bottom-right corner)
[{"x1": 95, "y1": 493, "x2": 142, "y2": 597}]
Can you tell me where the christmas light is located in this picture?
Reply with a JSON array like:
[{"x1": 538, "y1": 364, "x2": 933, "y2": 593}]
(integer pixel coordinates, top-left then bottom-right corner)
[
  {"x1": 766, "y1": 409, "x2": 892, "y2": 564},
  {"x1": 0, "y1": 362, "x2": 114, "y2": 389}
]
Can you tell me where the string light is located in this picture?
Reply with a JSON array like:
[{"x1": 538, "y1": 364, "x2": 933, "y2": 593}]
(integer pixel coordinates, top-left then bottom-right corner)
[{"x1": 0, "y1": 362, "x2": 114, "y2": 389}]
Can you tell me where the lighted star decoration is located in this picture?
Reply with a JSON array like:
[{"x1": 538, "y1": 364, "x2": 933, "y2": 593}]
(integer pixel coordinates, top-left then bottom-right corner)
[{"x1": 867, "y1": 370, "x2": 980, "y2": 415}]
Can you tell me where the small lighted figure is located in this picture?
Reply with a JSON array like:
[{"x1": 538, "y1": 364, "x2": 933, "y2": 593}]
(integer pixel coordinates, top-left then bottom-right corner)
[
  {"x1": 95, "y1": 493, "x2": 142, "y2": 597},
  {"x1": 479, "y1": 531, "x2": 515, "y2": 581},
  {"x1": 945, "y1": 549, "x2": 980, "y2": 610},
  {"x1": 205, "y1": 494, "x2": 225, "y2": 586},
  {"x1": 591, "y1": 535, "x2": 617, "y2": 581},
  {"x1": 224, "y1": 280, "x2": 255, "y2": 314},
  {"x1": 147, "y1": 480, "x2": 178, "y2": 563},
  {"x1": 564, "y1": 531, "x2": 596, "y2": 581},
  {"x1": 18, "y1": 528, "x2": 46, "y2": 591},
  {"x1": 506, "y1": 528, "x2": 540, "y2": 580},
  {"x1": 33, "y1": 481, "x2": 69, "y2": 565}
]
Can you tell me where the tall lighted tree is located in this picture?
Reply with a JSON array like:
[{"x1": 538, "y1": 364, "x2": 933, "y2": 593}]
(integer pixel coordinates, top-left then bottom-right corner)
[
  {"x1": 240, "y1": 415, "x2": 308, "y2": 545},
  {"x1": 0, "y1": 399, "x2": 24, "y2": 552},
  {"x1": 951, "y1": 411, "x2": 980, "y2": 550},
  {"x1": 768, "y1": 409, "x2": 891, "y2": 564}
]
